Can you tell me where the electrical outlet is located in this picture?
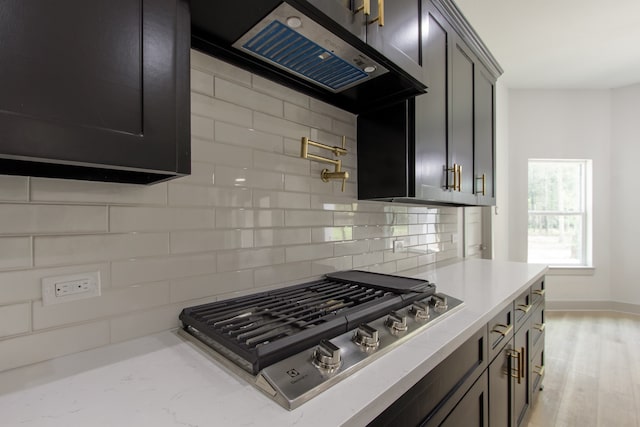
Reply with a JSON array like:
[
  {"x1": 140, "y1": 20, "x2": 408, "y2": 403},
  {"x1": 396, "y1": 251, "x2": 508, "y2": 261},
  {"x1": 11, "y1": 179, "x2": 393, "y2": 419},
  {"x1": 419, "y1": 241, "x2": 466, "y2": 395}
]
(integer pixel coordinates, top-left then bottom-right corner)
[{"x1": 42, "y1": 272, "x2": 101, "y2": 306}]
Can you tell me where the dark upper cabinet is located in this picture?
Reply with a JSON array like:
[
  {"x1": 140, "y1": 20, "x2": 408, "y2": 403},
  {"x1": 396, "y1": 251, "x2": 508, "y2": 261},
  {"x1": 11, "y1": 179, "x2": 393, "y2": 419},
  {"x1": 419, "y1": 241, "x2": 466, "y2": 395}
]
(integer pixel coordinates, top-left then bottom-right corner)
[
  {"x1": 0, "y1": 0, "x2": 190, "y2": 184},
  {"x1": 474, "y1": 64, "x2": 496, "y2": 205},
  {"x1": 306, "y1": 0, "x2": 423, "y2": 83},
  {"x1": 357, "y1": 0, "x2": 502, "y2": 206}
]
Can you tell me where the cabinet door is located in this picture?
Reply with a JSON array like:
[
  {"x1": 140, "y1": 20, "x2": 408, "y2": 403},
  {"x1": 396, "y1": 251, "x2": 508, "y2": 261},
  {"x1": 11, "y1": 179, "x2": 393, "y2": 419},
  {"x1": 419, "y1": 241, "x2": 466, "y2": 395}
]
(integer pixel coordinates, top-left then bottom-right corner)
[
  {"x1": 367, "y1": 0, "x2": 422, "y2": 83},
  {"x1": 0, "y1": 0, "x2": 190, "y2": 183},
  {"x1": 414, "y1": 1, "x2": 449, "y2": 202},
  {"x1": 305, "y1": 0, "x2": 366, "y2": 41},
  {"x1": 474, "y1": 64, "x2": 496, "y2": 205},
  {"x1": 449, "y1": 35, "x2": 476, "y2": 204},
  {"x1": 513, "y1": 324, "x2": 530, "y2": 426},
  {"x1": 440, "y1": 371, "x2": 489, "y2": 427},
  {"x1": 489, "y1": 344, "x2": 512, "y2": 427}
]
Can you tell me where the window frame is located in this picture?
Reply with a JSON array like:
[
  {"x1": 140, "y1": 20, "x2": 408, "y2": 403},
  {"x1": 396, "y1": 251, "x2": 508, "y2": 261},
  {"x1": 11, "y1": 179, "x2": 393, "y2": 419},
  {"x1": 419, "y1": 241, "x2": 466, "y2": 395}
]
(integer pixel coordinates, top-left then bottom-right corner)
[{"x1": 527, "y1": 158, "x2": 592, "y2": 267}]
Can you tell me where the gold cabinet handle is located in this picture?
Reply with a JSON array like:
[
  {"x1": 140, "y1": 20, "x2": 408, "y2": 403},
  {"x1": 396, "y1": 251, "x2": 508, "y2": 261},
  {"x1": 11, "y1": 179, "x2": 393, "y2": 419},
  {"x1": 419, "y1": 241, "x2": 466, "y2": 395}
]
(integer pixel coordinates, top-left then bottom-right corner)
[
  {"x1": 533, "y1": 289, "x2": 546, "y2": 297},
  {"x1": 491, "y1": 323, "x2": 513, "y2": 337},
  {"x1": 534, "y1": 323, "x2": 546, "y2": 332},
  {"x1": 354, "y1": 0, "x2": 370, "y2": 15},
  {"x1": 447, "y1": 163, "x2": 458, "y2": 190},
  {"x1": 476, "y1": 174, "x2": 486, "y2": 195},
  {"x1": 510, "y1": 349, "x2": 522, "y2": 384},
  {"x1": 366, "y1": 0, "x2": 384, "y2": 26},
  {"x1": 517, "y1": 304, "x2": 532, "y2": 314},
  {"x1": 533, "y1": 365, "x2": 545, "y2": 377}
]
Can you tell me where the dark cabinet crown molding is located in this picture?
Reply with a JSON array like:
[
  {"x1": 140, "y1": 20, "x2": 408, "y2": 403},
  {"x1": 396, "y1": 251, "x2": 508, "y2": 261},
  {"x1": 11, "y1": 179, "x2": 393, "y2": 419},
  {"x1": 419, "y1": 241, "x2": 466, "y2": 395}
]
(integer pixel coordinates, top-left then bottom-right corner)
[{"x1": 432, "y1": 0, "x2": 504, "y2": 80}]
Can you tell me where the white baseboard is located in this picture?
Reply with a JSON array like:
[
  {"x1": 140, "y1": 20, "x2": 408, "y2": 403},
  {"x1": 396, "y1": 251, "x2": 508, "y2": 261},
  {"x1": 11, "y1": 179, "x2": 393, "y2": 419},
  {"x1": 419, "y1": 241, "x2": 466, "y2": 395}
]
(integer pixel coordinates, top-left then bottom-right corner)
[{"x1": 546, "y1": 300, "x2": 640, "y2": 315}]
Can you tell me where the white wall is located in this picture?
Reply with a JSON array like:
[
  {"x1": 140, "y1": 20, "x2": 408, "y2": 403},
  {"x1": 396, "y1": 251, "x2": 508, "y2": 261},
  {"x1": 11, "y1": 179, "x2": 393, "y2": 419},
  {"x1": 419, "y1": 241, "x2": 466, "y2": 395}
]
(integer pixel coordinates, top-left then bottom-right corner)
[
  {"x1": 492, "y1": 80, "x2": 510, "y2": 261},
  {"x1": 507, "y1": 90, "x2": 612, "y2": 303},
  {"x1": 611, "y1": 83, "x2": 640, "y2": 305}
]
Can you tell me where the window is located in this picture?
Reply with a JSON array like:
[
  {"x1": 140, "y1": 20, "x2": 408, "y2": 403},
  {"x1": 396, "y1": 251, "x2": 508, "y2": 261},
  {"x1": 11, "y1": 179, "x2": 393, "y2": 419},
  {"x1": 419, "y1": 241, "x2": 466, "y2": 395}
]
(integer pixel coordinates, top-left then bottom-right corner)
[{"x1": 527, "y1": 159, "x2": 591, "y2": 266}]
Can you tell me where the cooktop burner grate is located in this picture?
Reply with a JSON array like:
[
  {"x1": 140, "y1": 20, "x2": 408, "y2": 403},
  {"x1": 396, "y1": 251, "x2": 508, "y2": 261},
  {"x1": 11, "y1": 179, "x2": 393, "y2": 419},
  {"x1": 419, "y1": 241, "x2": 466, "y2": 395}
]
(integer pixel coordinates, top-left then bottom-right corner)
[{"x1": 179, "y1": 271, "x2": 435, "y2": 374}]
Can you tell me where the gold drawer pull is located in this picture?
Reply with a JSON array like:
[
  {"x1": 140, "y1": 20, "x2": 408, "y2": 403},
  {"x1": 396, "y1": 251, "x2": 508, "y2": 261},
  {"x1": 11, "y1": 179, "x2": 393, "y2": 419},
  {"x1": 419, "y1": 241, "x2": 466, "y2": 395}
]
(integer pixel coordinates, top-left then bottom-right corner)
[
  {"x1": 534, "y1": 323, "x2": 546, "y2": 332},
  {"x1": 533, "y1": 289, "x2": 546, "y2": 297},
  {"x1": 491, "y1": 324, "x2": 513, "y2": 337},
  {"x1": 533, "y1": 365, "x2": 545, "y2": 377},
  {"x1": 517, "y1": 304, "x2": 532, "y2": 314}
]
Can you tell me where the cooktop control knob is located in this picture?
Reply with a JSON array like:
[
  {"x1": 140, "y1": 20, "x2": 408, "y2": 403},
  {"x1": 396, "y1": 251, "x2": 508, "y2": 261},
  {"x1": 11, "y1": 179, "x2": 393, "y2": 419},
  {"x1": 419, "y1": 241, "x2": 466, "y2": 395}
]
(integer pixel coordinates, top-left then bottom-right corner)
[
  {"x1": 411, "y1": 301, "x2": 430, "y2": 320},
  {"x1": 312, "y1": 339, "x2": 342, "y2": 371},
  {"x1": 353, "y1": 324, "x2": 380, "y2": 350},
  {"x1": 431, "y1": 294, "x2": 448, "y2": 313},
  {"x1": 385, "y1": 311, "x2": 408, "y2": 334}
]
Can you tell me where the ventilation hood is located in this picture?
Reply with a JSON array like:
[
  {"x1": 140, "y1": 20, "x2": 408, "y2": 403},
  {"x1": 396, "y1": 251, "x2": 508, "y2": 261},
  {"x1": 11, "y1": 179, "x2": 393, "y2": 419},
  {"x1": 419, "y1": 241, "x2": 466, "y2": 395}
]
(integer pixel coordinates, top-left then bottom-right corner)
[{"x1": 190, "y1": 0, "x2": 426, "y2": 113}]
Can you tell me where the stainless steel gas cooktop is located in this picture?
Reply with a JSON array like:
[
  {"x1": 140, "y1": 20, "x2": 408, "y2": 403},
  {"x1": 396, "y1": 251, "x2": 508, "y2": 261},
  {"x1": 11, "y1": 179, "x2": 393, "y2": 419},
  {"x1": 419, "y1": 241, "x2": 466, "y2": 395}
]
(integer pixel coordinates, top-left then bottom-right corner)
[{"x1": 178, "y1": 270, "x2": 463, "y2": 410}]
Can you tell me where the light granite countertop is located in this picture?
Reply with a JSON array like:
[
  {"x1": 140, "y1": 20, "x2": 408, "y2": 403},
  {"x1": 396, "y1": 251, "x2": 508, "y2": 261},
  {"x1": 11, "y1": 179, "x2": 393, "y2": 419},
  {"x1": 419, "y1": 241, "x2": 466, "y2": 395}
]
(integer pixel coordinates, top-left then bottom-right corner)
[{"x1": 0, "y1": 259, "x2": 547, "y2": 426}]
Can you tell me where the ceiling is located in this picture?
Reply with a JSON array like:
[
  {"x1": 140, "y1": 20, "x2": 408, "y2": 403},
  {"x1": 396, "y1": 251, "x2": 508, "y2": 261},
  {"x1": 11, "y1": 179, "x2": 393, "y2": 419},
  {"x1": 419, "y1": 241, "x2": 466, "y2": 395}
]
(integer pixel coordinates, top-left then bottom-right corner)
[{"x1": 454, "y1": 0, "x2": 640, "y2": 89}]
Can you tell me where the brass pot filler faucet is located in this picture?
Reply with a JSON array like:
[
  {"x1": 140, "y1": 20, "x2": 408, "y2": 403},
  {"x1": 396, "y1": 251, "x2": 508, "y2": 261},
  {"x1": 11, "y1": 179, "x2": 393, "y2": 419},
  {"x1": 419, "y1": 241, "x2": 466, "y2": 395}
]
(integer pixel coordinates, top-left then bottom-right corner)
[{"x1": 300, "y1": 136, "x2": 349, "y2": 192}]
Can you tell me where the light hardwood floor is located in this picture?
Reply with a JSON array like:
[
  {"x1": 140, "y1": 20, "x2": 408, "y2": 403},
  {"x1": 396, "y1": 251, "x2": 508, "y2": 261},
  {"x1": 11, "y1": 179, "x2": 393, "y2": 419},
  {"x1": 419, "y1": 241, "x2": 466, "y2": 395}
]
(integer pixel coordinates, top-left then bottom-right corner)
[{"x1": 526, "y1": 311, "x2": 640, "y2": 427}]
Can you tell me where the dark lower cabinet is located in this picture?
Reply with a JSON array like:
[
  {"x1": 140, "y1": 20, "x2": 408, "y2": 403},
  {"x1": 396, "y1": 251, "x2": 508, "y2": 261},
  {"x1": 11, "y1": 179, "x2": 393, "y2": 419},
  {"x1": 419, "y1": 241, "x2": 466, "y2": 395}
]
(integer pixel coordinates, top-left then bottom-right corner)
[
  {"x1": 368, "y1": 327, "x2": 487, "y2": 427},
  {"x1": 0, "y1": 0, "x2": 191, "y2": 184},
  {"x1": 438, "y1": 371, "x2": 488, "y2": 427},
  {"x1": 369, "y1": 277, "x2": 545, "y2": 427}
]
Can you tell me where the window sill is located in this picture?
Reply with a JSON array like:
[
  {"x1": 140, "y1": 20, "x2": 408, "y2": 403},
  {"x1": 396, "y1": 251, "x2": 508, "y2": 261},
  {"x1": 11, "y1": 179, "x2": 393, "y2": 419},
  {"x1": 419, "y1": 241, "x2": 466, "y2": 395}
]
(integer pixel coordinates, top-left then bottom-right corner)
[{"x1": 547, "y1": 266, "x2": 595, "y2": 276}]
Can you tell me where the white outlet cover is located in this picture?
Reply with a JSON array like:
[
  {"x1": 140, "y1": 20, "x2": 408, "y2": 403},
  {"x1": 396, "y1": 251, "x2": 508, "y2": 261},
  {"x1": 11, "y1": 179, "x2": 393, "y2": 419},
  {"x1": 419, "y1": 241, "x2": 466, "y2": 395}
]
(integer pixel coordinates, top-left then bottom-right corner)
[{"x1": 42, "y1": 271, "x2": 101, "y2": 306}]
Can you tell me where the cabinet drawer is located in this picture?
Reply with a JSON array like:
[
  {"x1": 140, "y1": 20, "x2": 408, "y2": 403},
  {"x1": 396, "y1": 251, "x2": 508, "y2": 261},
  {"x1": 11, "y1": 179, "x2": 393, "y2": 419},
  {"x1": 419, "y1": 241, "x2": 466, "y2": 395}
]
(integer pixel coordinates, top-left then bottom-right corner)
[
  {"x1": 514, "y1": 288, "x2": 533, "y2": 331},
  {"x1": 530, "y1": 278, "x2": 546, "y2": 307},
  {"x1": 531, "y1": 342, "x2": 545, "y2": 400},
  {"x1": 427, "y1": 370, "x2": 489, "y2": 427},
  {"x1": 530, "y1": 302, "x2": 545, "y2": 353},
  {"x1": 487, "y1": 303, "x2": 514, "y2": 362},
  {"x1": 368, "y1": 327, "x2": 487, "y2": 427}
]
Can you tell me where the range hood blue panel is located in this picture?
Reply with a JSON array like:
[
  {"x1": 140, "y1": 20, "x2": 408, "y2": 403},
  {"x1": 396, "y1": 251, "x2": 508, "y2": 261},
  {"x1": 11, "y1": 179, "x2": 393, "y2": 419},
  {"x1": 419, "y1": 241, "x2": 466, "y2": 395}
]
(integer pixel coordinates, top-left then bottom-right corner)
[{"x1": 242, "y1": 20, "x2": 369, "y2": 91}]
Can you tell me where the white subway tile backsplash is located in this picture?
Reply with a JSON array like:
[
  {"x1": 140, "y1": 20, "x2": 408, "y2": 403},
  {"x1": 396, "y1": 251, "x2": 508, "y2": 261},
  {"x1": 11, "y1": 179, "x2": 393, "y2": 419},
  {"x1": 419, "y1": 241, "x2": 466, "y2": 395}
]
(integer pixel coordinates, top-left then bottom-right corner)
[
  {"x1": 30, "y1": 179, "x2": 168, "y2": 205},
  {"x1": 110, "y1": 206, "x2": 214, "y2": 232},
  {"x1": 253, "y1": 112, "x2": 311, "y2": 140},
  {"x1": 0, "y1": 321, "x2": 110, "y2": 372},
  {"x1": 32, "y1": 281, "x2": 170, "y2": 330},
  {"x1": 215, "y1": 209, "x2": 284, "y2": 229},
  {"x1": 170, "y1": 229, "x2": 253, "y2": 254},
  {"x1": 0, "y1": 204, "x2": 107, "y2": 235},
  {"x1": 254, "y1": 190, "x2": 310, "y2": 209},
  {"x1": 0, "y1": 50, "x2": 459, "y2": 373},
  {"x1": 252, "y1": 75, "x2": 309, "y2": 108},
  {"x1": 285, "y1": 243, "x2": 333, "y2": 263},
  {"x1": 213, "y1": 166, "x2": 284, "y2": 191},
  {"x1": 168, "y1": 183, "x2": 253, "y2": 208},
  {"x1": 217, "y1": 248, "x2": 285, "y2": 272},
  {"x1": 0, "y1": 303, "x2": 31, "y2": 338},
  {"x1": 191, "y1": 92, "x2": 252, "y2": 127},
  {"x1": 111, "y1": 254, "x2": 216, "y2": 288},
  {"x1": 215, "y1": 121, "x2": 283, "y2": 153},
  {"x1": 311, "y1": 227, "x2": 353, "y2": 242},
  {"x1": 191, "y1": 115, "x2": 215, "y2": 141},
  {"x1": 191, "y1": 49, "x2": 251, "y2": 86},
  {"x1": 216, "y1": 77, "x2": 284, "y2": 116},
  {"x1": 284, "y1": 103, "x2": 332, "y2": 129},
  {"x1": 0, "y1": 237, "x2": 31, "y2": 270},
  {"x1": 191, "y1": 68, "x2": 214, "y2": 96},
  {"x1": 170, "y1": 270, "x2": 254, "y2": 302},
  {"x1": 284, "y1": 210, "x2": 333, "y2": 227},
  {"x1": 0, "y1": 175, "x2": 29, "y2": 201},
  {"x1": 311, "y1": 256, "x2": 353, "y2": 276},
  {"x1": 254, "y1": 228, "x2": 311, "y2": 248},
  {"x1": 34, "y1": 233, "x2": 169, "y2": 266},
  {"x1": 309, "y1": 99, "x2": 356, "y2": 124},
  {"x1": 253, "y1": 262, "x2": 312, "y2": 287}
]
